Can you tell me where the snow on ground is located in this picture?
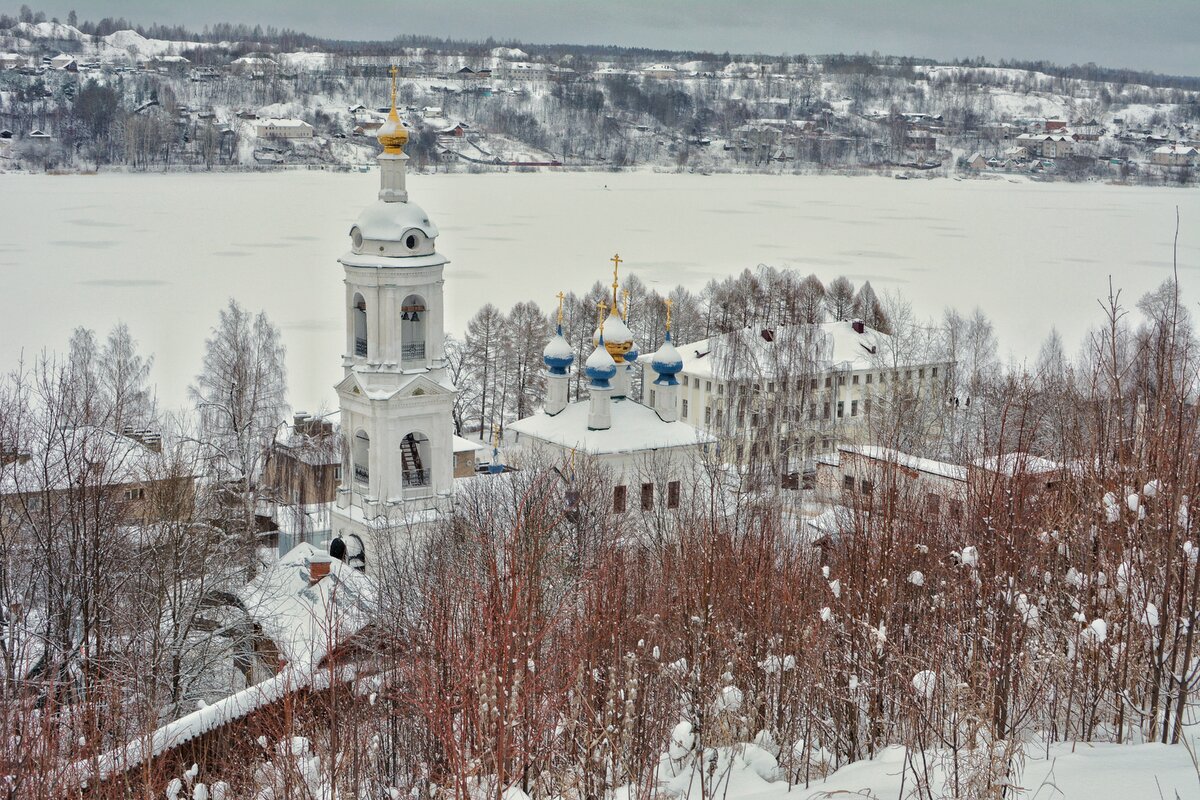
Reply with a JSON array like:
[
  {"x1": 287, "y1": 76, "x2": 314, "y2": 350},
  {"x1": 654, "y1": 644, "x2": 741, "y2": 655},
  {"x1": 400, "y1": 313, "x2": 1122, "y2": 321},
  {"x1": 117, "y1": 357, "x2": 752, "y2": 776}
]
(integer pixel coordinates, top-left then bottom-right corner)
[
  {"x1": 0, "y1": 171, "x2": 1195, "y2": 414},
  {"x1": 666, "y1": 740, "x2": 1200, "y2": 800}
]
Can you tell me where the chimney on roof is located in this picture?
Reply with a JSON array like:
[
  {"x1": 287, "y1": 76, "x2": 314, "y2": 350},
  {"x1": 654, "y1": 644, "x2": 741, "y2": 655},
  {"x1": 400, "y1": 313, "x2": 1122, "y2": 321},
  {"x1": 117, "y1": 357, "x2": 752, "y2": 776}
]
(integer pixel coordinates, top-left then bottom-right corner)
[
  {"x1": 851, "y1": 319, "x2": 865, "y2": 334},
  {"x1": 293, "y1": 411, "x2": 312, "y2": 436},
  {"x1": 308, "y1": 552, "x2": 333, "y2": 584}
]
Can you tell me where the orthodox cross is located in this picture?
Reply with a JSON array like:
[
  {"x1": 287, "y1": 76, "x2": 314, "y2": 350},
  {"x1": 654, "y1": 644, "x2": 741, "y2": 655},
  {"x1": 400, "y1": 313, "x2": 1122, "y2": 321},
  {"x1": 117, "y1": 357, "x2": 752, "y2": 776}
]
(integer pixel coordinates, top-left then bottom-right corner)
[{"x1": 610, "y1": 253, "x2": 622, "y2": 307}]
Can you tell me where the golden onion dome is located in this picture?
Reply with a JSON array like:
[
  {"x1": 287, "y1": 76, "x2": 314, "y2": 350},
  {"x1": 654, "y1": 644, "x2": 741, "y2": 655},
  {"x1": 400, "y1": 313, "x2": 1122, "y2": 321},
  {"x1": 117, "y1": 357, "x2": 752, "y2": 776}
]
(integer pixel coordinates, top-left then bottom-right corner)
[{"x1": 377, "y1": 108, "x2": 408, "y2": 154}]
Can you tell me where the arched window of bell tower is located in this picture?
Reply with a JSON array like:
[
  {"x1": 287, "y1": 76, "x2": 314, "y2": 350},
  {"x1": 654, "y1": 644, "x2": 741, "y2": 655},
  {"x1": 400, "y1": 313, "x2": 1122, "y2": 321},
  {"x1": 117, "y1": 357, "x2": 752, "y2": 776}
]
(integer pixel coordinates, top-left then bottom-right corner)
[
  {"x1": 353, "y1": 294, "x2": 368, "y2": 358},
  {"x1": 401, "y1": 293, "x2": 428, "y2": 367},
  {"x1": 352, "y1": 429, "x2": 370, "y2": 486},
  {"x1": 400, "y1": 431, "x2": 432, "y2": 491}
]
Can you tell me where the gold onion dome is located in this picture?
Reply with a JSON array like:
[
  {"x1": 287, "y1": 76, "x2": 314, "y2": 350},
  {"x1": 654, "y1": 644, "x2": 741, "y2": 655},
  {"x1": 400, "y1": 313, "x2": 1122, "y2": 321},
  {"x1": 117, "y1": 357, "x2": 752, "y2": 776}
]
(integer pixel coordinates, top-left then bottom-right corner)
[
  {"x1": 378, "y1": 64, "x2": 408, "y2": 154},
  {"x1": 377, "y1": 109, "x2": 408, "y2": 154}
]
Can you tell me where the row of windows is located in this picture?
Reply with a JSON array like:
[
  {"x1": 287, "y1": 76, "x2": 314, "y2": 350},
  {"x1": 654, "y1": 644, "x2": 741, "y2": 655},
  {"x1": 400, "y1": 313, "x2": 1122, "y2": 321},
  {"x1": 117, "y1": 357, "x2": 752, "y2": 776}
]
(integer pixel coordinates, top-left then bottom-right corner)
[
  {"x1": 677, "y1": 367, "x2": 941, "y2": 394},
  {"x1": 681, "y1": 396, "x2": 872, "y2": 425},
  {"x1": 613, "y1": 480, "x2": 682, "y2": 512}
]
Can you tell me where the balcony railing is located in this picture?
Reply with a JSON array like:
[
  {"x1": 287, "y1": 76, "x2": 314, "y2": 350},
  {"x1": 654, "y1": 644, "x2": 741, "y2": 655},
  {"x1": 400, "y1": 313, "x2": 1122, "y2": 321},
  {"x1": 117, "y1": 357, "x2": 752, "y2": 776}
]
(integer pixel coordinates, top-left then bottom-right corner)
[
  {"x1": 401, "y1": 343, "x2": 426, "y2": 362},
  {"x1": 354, "y1": 465, "x2": 369, "y2": 484},
  {"x1": 402, "y1": 468, "x2": 431, "y2": 488},
  {"x1": 355, "y1": 337, "x2": 368, "y2": 357}
]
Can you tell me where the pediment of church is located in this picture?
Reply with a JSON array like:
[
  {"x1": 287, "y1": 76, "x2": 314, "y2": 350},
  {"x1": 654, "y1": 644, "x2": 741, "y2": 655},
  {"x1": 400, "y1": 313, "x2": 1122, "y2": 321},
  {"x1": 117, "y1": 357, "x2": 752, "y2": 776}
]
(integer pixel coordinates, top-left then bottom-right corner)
[{"x1": 336, "y1": 370, "x2": 453, "y2": 403}]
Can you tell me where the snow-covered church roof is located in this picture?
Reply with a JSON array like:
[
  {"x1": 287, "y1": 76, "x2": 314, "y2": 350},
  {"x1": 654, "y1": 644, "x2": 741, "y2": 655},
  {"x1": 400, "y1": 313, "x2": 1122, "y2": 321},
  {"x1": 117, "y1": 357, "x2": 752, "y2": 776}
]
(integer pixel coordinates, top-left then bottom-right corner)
[
  {"x1": 509, "y1": 397, "x2": 714, "y2": 455},
  {"x1": 353, "y1": 198, "x2": 439, "y2": 241}
]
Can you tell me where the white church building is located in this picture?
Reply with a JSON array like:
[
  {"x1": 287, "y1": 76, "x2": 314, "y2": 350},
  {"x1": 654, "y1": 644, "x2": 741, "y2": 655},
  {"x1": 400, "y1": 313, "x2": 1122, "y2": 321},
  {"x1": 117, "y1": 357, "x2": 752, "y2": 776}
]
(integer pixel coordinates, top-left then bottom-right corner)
[
  {"x1": 508, "y1": 271, "x2": 714, "y2": 512},
  {"x1": 330, "y1": 74, "x2": 457, "y2": 544},
  {"x1": 325, "y1": 73, "x2": 713, "y2": 547}
]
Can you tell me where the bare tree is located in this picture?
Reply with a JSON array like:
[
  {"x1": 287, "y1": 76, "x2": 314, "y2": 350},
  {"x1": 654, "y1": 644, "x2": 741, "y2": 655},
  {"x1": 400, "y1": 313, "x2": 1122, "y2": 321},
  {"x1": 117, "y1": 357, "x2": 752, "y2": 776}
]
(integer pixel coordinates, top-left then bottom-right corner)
[{"x1": 190, "y1": 299, "x2": 287, "y2": 552}]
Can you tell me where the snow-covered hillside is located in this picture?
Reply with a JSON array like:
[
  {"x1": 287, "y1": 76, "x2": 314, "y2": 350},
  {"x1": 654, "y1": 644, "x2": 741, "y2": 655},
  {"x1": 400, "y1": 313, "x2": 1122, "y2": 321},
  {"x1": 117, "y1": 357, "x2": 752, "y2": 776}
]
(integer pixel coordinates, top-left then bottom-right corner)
[{"x1": 2, "y1": 18, "x2": 1197, "y2": 180}]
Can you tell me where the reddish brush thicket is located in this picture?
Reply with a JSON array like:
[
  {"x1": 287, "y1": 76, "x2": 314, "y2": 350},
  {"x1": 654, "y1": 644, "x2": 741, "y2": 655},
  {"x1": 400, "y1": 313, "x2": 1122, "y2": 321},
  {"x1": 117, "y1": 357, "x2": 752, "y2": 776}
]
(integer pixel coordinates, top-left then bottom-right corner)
[{"x1": 7, "y1": 280, "x2": 1200, "y2": 798}]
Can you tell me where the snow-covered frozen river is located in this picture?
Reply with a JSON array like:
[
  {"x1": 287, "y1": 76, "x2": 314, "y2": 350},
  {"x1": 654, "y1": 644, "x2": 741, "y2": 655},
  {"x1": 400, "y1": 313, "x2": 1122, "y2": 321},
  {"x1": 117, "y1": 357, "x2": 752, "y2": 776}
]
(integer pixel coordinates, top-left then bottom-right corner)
[{"x1": 1, "y1": 169, "x2": 1195, "y2": 413}]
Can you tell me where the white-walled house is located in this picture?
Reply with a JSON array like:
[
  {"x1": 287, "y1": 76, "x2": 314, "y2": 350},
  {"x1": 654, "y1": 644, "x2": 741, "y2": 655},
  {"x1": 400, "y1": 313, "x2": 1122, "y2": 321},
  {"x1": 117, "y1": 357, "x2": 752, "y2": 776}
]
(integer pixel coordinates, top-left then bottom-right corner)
[
  {"x1": 1015, "y1": 133, "x2": 1074, "y2": 159},
  {"x1": 1152, "y1": 144, "x2": 1198, "y2": 167},
  {"x1": 256, "y1": 118, "x2": 314, "y2": 140}
]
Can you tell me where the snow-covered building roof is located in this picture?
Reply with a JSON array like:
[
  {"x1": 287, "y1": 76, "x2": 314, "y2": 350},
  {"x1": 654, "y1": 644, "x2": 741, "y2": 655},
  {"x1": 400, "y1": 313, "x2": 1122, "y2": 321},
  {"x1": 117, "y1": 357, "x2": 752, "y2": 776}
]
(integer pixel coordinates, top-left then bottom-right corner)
[
  {"x1": 238, "y1": 543, "x2": 376, "y2": 666},
  {"x1": 490, "y1": 46, "x2": 528, "y2": 60},
  {"x1": 75, "y1": 542, "x2": 377, "y2": 782},
  {"x1": 973, "y1": 452, "x2": 1063, "y2": 477},
  {"x1": 839, "y1": 444, "x2": 967, "y2": 482},
  {"x1": 273, "y1": 421, "x2": 341, "y2": 466},
  {"x1": 0, "y1": 425, "x2": 173, "y2": 495},
  {"x1": 232, "y1": 53, "x2": 278, "y2": 66},
  {"x1": 1154, "y1": 144, "x2": 1198, "y2": 155},
  {"x1": 257, "y1": 117, "x2": 313, "y2": 130},
  {"x1": 453, "y1": 435, "x2": 484, "y2": 453},
  {"x1": 675, "y1": 320, "x2": 902, "y2": 380},
  {"x1": 509, "y1": 398, "x2": 714, "y2": 456}
]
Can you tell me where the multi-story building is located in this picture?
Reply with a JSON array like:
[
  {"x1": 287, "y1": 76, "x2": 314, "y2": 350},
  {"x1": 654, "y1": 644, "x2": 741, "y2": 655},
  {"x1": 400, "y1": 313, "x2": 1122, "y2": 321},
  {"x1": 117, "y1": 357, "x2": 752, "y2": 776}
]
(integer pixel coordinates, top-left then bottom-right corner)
[{"x1": 641, "y1": 319, "x2": 950, "y2": 482}]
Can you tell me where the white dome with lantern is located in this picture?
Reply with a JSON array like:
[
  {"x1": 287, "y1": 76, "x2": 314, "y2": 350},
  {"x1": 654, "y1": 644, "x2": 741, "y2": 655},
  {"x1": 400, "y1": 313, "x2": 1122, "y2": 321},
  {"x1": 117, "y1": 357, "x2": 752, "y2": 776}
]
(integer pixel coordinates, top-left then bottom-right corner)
[{"x1": 348, "y1": 200, "x2": 440, "y2": 260}]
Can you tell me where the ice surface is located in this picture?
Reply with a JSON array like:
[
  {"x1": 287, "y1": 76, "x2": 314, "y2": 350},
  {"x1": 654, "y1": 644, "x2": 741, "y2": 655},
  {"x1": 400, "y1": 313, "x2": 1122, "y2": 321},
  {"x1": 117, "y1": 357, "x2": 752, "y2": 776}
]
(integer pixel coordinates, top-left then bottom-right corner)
[{"x1": 1, "y1": 171, "x2": 1195, "y2": 414}]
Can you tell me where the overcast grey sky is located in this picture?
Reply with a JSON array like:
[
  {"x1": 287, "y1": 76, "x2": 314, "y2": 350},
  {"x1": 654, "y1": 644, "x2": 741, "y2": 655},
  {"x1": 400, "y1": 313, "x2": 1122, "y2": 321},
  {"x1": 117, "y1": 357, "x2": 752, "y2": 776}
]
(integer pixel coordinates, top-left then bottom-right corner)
[{"x1": 26, "y1": 1, "x2": 1200, "y2": 76}]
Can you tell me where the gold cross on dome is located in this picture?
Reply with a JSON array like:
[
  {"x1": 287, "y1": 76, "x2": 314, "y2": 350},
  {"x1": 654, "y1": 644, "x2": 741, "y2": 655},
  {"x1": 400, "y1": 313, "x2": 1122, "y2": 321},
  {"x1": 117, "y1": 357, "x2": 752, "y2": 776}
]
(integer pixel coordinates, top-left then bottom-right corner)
[
  {"x1": 389, "y1": 65, "x2": 399, "y2": 107},
  {"x1": 665, "y1": 297, "x2": 673, "y2": 331},
  {"x1": 597, "y1": 299, "x2": 608, "y2": 331},
  {"x1": 610, "y1": 253, "x2": 622, "y2": 306},
  {"x1": 556, "y1": 291, "x2": 565, "y2": 325}
]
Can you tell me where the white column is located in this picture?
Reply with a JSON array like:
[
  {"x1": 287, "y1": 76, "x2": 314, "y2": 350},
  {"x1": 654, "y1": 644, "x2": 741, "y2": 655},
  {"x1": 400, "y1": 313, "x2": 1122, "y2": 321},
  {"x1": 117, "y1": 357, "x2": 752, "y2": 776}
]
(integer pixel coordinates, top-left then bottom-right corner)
[
  {"x1": 434, "y1": 411, "x2": 453, "y2": 495},
  {"x1": 382, "y1": 287, "x2": 398, "y2": 365},
  {"x1": 654, "y1": 379, "x2": 679, "y2": 423},
  {"x1": 611, "y1": 365, "x2": 631, "y2": 399},
  {"x1": 545, "y1": 371, "x2": 569, "y2": 415},
  {"x1": 378, "y1": 152, "x2": 409, "y2": 202},
  {"x1": 367, "y1": 285, "x2": 382, "y2": 364},
  {"x1": 344, "y1": 282, "x2": 355, "y2": 364},
  {"x1": 588, "y1": 384, "x2": 613, "y2": 430},
  {"x1": 429, "y1": 277, "x2": 446, "y2": 366}
]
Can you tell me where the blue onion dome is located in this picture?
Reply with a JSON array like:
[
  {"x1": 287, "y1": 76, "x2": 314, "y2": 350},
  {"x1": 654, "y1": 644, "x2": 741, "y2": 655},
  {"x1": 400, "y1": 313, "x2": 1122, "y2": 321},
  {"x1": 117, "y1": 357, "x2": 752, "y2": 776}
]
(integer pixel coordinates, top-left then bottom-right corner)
[
  {"x1": 542, "y1": 324, "x2": 575, "y2": 375},
  {"x1": 625, "y1": 342, "x2": 640, "y2": 363},
  {"x1": 592, "y1": 310, "x2": 636, "y2": 363},
  {"x1": 585, "y1": 335, "x2": 617, "y2": 388},
  {"x1": 651, "y1": 331, "x2": 683, "y2": 385}
]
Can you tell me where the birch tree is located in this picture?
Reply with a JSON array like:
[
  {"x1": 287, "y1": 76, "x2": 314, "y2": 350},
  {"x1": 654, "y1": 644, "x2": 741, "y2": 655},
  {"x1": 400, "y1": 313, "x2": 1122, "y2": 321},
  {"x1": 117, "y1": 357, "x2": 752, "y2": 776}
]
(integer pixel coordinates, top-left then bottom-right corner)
[{"x1": 190, "y1": 299, "x2": 287, "y2": 546}]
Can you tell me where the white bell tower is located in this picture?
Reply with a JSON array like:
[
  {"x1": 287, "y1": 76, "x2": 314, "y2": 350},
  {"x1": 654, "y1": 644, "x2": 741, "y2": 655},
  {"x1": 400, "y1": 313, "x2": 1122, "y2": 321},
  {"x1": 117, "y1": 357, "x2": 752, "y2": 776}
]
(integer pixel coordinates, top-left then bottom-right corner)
[{"x1": 332, "y1": 66, "x2": 456, "y2": 538}]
